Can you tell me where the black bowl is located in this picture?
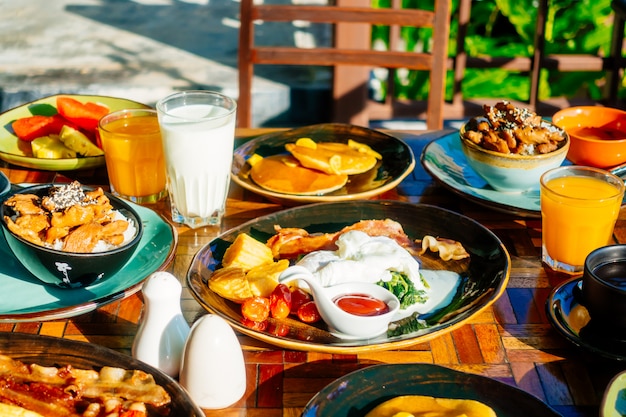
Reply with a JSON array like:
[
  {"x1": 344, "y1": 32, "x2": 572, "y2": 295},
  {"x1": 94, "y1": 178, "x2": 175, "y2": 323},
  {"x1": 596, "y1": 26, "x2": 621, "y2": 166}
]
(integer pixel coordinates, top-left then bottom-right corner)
[{"x1": 1, "y1": 184, "x2": 143, "y2": 288}]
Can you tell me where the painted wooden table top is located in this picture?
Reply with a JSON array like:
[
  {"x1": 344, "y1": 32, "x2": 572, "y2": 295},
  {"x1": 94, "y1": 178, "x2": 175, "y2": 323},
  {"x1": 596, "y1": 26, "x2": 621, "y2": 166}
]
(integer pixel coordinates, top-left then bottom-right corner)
[{"x1": 1, "y1": 128, "x2": 624, "y2": 417}]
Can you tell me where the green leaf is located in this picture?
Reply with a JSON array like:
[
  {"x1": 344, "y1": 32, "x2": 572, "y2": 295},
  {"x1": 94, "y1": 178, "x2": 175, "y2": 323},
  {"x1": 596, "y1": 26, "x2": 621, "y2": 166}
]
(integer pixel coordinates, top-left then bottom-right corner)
[{"x1": 26, "y1": 103, "x2": 58, "y2": 117}]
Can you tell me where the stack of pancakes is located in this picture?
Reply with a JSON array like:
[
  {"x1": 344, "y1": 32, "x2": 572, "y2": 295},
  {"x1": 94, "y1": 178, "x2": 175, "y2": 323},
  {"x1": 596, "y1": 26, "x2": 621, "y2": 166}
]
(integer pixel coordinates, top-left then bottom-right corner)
[{"x1": 249, "y1": 138, "x2": 381, "y2": 195}]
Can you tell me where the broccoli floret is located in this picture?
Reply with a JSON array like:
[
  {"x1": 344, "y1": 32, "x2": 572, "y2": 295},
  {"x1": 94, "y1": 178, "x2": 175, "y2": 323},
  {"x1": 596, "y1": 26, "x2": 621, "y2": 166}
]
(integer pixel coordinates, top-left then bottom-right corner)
[{"x1": 377, "y1": 271, "x2": 428, "y2": 309}]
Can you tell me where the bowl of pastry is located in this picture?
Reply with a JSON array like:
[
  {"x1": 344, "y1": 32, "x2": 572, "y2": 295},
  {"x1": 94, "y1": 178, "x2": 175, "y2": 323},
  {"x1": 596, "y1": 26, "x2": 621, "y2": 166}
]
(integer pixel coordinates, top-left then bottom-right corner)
[
  {"x1": 460, "y1": 101, "x2": 569, "y2": 193},
  {"x1": 1, "y1": 181, "x2": 143, "y2": 288}
]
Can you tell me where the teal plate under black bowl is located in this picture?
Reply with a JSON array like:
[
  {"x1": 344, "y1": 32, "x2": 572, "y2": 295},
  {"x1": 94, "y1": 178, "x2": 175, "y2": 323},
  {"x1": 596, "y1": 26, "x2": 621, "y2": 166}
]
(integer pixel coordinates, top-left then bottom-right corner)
[
  {"x1": 0, "y1": 203, "x2": 176, "y2": 322},
  {"x1": 302, "y1": 363, "x2": 562, "y2": 416},
  {"x1": 187, "y1": 200, "x2": 511, "y2": 354},
  {"x1": 0, "y1": 332, "x2": 204, "y2": 416}
]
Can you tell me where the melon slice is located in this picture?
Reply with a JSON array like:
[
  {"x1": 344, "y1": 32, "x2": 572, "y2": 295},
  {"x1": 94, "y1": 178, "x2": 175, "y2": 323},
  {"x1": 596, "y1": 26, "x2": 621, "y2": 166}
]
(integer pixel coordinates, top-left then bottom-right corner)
[
  {"x1": 31, "y1": 136, "x2": 77, "y2": 159},
  {"x1": 59, "y1": 125, "x2": 104, "y2": 156}
]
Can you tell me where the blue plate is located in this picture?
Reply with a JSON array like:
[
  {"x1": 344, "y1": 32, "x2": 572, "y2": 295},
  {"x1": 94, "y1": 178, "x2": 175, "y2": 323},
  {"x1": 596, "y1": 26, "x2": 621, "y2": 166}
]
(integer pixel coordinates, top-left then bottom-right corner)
[
  {"x1": 0, "y1": 203, "x2": 176, "y2": 322},
  {"x1": 421, "y1": 132, "x2": 545, "y2": 217}
]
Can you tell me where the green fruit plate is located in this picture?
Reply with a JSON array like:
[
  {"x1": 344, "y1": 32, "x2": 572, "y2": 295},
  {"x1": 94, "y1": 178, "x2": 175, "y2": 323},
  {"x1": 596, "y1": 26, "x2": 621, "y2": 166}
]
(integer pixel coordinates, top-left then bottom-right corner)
[{"x1": 0, "y1": 94, "x2": 149, "y2": 171}]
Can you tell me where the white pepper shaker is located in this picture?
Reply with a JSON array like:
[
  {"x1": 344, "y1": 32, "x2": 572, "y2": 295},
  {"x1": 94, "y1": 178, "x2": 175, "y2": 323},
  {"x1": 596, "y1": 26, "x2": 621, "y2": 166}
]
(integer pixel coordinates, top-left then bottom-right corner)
[
  {"x1": 132, "y1": 271, "x2": 190, "y2": 378},
  {"x1": 179, "y1": 314, "x2": 247, "y2": 409}
]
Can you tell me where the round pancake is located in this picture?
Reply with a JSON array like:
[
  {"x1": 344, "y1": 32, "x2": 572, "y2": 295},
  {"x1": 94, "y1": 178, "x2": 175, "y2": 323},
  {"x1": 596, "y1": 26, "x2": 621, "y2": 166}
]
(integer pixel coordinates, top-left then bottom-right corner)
[
  {"x1": 285, "y1": 142, "x2": 378, "y2": 175},
  {"x1": 250, "y1": 155, "x2": 348, "y2": 195}
]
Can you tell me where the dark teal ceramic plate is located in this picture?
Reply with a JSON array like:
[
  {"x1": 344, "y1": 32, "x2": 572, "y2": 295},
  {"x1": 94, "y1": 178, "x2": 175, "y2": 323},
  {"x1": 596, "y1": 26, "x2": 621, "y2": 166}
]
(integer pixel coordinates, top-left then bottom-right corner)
[
  {"x1": 231, "y1": 123, "x2": 415, "y2": 205},
  {"x1": 0, "y1": 332, "x2": 204, "y2": 416},
  {"x1": 0, "y1": 203, "x2": 176, "y2": 322},
  {"x1": 546, "y1": 277, "x2": 626, "y2": 362},
  {"x1": 302, "y1": 363, "x2": 562, "y2": 416},
  {"x1": 187, "y1": 200, "x2": 511, "y2": 354}
]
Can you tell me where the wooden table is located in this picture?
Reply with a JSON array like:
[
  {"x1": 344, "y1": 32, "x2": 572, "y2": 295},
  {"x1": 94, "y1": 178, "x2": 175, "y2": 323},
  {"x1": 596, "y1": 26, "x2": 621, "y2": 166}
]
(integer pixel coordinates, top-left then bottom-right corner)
[{"x1": 1, "y1": 128, "x2": 624, "y2": 417}]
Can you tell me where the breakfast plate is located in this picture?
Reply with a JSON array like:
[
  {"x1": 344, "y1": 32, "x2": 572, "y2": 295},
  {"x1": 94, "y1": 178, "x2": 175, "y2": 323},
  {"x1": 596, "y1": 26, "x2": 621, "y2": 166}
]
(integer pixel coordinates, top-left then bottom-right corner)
[
  {"x1": 0, "y1": 203, "x2": 176, "y2": 322},
  {"x1": 0, "y1": 332, "x2": 204, "y2": 416},
  {"x1": 231, "y1": 123, "x2": 415, "y2": 205},
  {"x1": 0, "y1": 94, "x2": 149, "y2": 171},
  {"x1": 546, "y1": 277, "x2": 626, "y2": 362},
  {"x1": 187, "y1": 200, "x2": 511, "y2": 354},
  {"x1": 302, "y1": 363, "x2": 562, "y2": 416}
]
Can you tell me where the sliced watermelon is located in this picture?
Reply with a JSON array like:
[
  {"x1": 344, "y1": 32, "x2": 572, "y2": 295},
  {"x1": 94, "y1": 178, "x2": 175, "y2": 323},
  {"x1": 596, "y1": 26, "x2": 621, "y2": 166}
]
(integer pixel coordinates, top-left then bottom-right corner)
[
  {"x1": 56, "y1": 96, "x2": 110, "y2": 131},
  {"x1": 11, "y1": 115, "x2": 66, "y2": 142}
]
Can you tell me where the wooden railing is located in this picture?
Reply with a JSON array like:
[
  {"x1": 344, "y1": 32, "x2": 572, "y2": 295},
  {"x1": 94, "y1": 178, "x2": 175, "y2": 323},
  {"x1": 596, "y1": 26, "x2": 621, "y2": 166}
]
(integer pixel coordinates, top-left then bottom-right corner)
[{"x1": 451, "y1": 0, "x2": 626, "y2": 117}]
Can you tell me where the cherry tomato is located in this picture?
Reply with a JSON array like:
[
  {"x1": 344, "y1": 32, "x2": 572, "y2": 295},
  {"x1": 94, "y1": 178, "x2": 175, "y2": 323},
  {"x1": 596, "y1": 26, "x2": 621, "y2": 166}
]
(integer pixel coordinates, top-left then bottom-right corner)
[
  {"x1": 289, "y1": 287, "x2": 312, "y2": 315},
  {"x1": 241, "y1": 317, "x2": 268, "y2": 331},
  {"x1": 297, "y1": 301, "x2": 321, "y2": 323},
  {"x1": 241, "y1": 296, "x2": 270, "y2": 322},
  {"x1": 270, "y1": 284, "x2": 292, "y2": 319}
]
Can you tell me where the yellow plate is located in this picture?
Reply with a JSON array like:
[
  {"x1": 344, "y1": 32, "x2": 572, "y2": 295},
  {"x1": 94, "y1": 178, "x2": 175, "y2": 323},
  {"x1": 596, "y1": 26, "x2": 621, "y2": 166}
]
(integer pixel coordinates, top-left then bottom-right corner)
[{"x1": 0, "y1": 94, "x2": 149, "y2": 171}]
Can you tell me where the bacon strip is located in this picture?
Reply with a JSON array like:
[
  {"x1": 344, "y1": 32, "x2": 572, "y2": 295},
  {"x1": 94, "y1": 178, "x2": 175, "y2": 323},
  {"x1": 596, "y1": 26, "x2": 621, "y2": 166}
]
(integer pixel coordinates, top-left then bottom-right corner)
[{"x1": 266, "y1": 219, "x2": 415, "y2": 259}]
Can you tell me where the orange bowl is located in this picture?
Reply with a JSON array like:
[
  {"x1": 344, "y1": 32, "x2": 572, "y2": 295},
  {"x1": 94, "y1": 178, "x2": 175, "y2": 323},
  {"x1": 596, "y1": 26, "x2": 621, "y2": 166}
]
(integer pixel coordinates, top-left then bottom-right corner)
[{"x1": 552, "y1": 106, "x2": 626, "y2": 169}]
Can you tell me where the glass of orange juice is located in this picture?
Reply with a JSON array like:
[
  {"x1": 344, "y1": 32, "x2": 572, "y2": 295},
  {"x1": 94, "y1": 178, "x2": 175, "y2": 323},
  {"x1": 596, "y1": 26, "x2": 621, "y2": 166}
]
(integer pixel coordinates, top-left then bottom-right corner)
[
  {"x1": 540, "y1": 165, "x2": 625, "y2": 275},
  {"x1": 98, "y1": 109, "x2": 167, "y2": 204}
]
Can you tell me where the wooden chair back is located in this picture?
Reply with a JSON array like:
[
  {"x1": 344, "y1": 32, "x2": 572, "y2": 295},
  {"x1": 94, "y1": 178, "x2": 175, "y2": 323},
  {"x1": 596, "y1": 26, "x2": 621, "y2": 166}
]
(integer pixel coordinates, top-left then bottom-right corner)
[{"x1": 237, "y1": 0, "x2": 452, "y2": 129}]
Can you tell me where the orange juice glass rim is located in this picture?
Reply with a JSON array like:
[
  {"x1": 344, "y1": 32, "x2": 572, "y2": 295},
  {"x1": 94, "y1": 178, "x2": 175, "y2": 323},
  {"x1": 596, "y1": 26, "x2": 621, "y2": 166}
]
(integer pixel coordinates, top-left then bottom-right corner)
[{"x1": 540, "y1": 165, "x2": 625, "y2": 201}]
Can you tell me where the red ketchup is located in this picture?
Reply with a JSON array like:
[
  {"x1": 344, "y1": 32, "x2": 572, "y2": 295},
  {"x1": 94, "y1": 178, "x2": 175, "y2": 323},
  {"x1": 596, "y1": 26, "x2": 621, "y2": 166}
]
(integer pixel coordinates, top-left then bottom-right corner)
[{"x1": 333, "y1": 294, "x2": 389, "y2": 317}]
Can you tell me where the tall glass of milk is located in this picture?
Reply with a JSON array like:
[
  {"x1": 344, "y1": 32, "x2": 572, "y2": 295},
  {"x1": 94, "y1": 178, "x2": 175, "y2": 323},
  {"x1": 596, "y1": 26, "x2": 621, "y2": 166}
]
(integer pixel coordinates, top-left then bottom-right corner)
[{"x1": 156, "y1": 91, "x2": 237, "y2": 228}]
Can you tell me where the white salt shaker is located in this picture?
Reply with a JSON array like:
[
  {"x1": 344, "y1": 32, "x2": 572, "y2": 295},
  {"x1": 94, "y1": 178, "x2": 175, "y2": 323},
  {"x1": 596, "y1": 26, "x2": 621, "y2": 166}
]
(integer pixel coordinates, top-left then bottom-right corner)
[
  {"x1": 179, "y1": 314, "x2": 247, "y2": 409},
  {"x1": 132, "y1": 271, "x2": 190, "y2": 378}
]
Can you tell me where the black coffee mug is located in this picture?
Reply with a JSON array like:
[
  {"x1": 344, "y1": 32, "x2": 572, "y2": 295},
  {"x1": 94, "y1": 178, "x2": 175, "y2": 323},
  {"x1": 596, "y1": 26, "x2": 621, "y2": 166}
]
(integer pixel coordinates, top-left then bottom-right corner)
[{"x1": 582, "y1": 245, "x2": 626, "y2": 334}]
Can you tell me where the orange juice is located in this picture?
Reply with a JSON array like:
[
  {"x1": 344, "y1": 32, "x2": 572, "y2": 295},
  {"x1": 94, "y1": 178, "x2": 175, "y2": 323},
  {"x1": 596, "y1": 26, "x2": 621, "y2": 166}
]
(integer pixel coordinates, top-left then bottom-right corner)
[
  {"x1": 541, "y1": 173, "x2": 624, "y2": 270},
  {"x1": 99, "y1": 109, "x2": 167, "y2": 203}
]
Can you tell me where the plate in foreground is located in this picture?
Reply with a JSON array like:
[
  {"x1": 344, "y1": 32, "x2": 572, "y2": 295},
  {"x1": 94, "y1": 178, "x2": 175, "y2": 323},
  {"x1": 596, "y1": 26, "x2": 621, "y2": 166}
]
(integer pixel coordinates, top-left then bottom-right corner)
[
  {"x1": 0, "y1": 332, "x2": 204, "y2": 416},
  {"x1": 303, "y1": 363, "x2": 562, "y2": 416}
]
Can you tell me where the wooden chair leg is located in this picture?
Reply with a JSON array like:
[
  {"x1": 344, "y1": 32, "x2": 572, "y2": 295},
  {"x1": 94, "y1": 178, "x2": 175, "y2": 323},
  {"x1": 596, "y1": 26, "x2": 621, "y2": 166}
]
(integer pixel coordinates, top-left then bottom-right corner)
[
  {"x1": 609, "y1": 0, "x2": 626, "y2": 105},
  {"x1": 452, "y1": 0, "x2": 471, "y2": 109},
  {"x1": 332, "y1": 0, "x2": 371, "y2": 127},
  {"x1": 529, "y1": 0, "x2": 548, "y2": 110}
]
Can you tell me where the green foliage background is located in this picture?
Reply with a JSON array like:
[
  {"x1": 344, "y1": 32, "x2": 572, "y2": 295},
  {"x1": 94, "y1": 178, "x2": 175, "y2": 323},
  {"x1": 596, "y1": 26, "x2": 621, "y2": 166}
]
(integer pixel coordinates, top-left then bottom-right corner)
[{"x1": 370, "y1": 0, "x2": 618, "y2": 103}]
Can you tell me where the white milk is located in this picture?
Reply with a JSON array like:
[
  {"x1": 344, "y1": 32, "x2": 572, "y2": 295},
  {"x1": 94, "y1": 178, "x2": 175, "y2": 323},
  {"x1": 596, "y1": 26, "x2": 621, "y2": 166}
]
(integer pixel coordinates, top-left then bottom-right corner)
[{"x1": 159, "y1": 104, "x2": 236, "y2": 226}]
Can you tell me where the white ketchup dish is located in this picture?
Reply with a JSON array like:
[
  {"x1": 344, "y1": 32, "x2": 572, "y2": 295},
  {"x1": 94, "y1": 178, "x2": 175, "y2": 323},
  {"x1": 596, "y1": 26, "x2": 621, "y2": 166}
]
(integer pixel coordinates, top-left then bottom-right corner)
[{"x1": 280, "y1": 265, "x2": 400, "y2": 339}]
